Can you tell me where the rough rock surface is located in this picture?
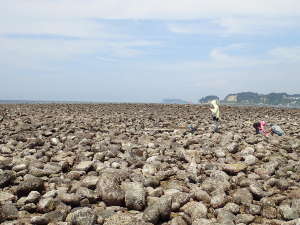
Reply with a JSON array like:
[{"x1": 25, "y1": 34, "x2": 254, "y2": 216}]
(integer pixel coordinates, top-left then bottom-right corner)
[{"x1": 0, "y1": 103, "x2": 299, "y2": 224}]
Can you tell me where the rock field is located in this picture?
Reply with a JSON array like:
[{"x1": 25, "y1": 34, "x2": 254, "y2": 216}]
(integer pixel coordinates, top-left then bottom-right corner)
[{"x1": 0, "y1": 103, "x2": 299, "y2": 225}]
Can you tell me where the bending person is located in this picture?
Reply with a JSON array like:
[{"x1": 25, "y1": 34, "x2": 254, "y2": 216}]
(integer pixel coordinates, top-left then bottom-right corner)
[{"x1": 253, "y1": 121, "x2": 270, "y2": 136}]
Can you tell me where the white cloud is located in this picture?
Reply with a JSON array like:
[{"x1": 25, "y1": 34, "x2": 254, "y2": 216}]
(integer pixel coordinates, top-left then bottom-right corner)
[
  {"x1": 2, "y1": 0, "x2": 300, "y2": 39},
  {"x1": 269, "y1": 47, "x2": 300, "y2": 62},
  {"x1": 216, "y1": 17, "x2": 299, "y2": 35},
  {"x1": 167, "y1": 22, "x2": 219, "y2": 35},
  {"x1": 3, "y1": 0, "x2": 300, "y2": 20},
  {"x1": 167, "y1": 17, "x2": 300, "y2": 36},
  {"x1": 163, "y1": 44, "x2": 300, "y2": 72},
  {"x1": 0, "y1": 36, "x2": 161, "y2": 70}
]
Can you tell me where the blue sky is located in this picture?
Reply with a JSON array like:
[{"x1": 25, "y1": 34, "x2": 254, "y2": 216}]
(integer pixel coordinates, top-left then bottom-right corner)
[{"x1": 1, "y1": 0, "x2": 300, "y2": 102}]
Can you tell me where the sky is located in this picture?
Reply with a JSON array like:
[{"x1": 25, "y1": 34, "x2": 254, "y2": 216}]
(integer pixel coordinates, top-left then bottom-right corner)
[{"x1": 1, "y1": 0, "x2": 300, "y2": 103}]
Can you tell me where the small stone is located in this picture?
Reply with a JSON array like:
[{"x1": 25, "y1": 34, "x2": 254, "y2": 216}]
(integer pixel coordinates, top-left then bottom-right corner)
[
  {"x1": 2, "y1": 146, "x2": 12, "y2": 154},
  {"x1": 74, "y1": 161, "x2": 93, "y2": 172},
  {"x1": 31, "y1": 215, "x2": 49, "y2": 225},
  {"x1": 0, "y1": 170, "x2": 15, "y2": 188},
  {"x1": 142, "y1": 164, "x2": 157, "y2": 176},
  {"x1": 181, "y1": 201, "x2": 207, "y2": 222},
  {"x1": 37, "y1": 198, "x2": 56, "y2": 213},
  {"x1": 246, "y1": 204, "x2": 261, "y2": 215},
  {"x1": 261, "y1": 206, "x2": 277, "y2": 219},
  {"x1": 192, "y1": 218, "x2": 213, "y2": 225},
  {"x1": 111, "y1": 162, "x2": 121, "y2": 169},
  {"x1": 50, "y1": 138, "x2": 59, "y2": 146},
  {"x1": 123, "y1": 182, "x2": 146, "y2": 211},
  {"x1": 243, "y1": 155, "x2": 257, "y2": 165},
  {"x1": 235, "y1": 214, "x2": 255, "y2": 224},
  {"x1": 216, "y1": 209, "x2": 235, "y2": 225},
  {"x1": 0, "y1": 203, "x2": 18, "y2": 222},
  {"x1": 58, "y1": 193, "x2": 81, "y2": 206},
  {"x1": 170, "y1": 217, "x2": 187, "y2": 225},
  {"x1": 143, "y1": 196, "x2": 172, "y2": 223},
  {"x1": 215, "y1": 149, "x2": 226, "y2": 158},
  {"x1": 210, "y1": 190, "x2": 226, "y2": 208},
  {"x1": 223, "y1": 163, "x2": 247, "y2": 174},
  {"x1": 82, "y1": 176, "x2": 99, "y2": 188},
  {"x1": 249, "y1": 183, "x2": 268, "y2": 199},
  {"x1": 16, "y1": 176, "x2": 44, "y2": 196},
  {"x1": 0, "y1": 156, "x2": 12, "y2": 170},
  {"x1": 12, "y1": 164, "x2": 27, "y2": 172},
  {"x1": 26, "y1": 191, "x2": 41, "y2": 203},
  {"x1": 226, "y1": 142, "x2": 239, "y2": 153},
  {"x1": 96, "y1": 171, "x2": 126, "y2": 206},
  {"x1": 191, "y1": 188, "x2": 211, "y2": 204},
  {"x1": 224, "y1": 203, "x2": 240, "y2": 214},
  {"x1": 43, "y1": 190, "x2": 57, "y2": 199},
  {"x1": 279, "y1": 204, "x2": 299, "y2": 220},
  {"x1": 66, "y1": 207, "x2": 96, "y2": 225},
  {"x1": 0, "y1": 192, "x2": 16, "y2": 202},
  {"x1": 232, "y1": 188, "x2": 253, "y2": 205}
]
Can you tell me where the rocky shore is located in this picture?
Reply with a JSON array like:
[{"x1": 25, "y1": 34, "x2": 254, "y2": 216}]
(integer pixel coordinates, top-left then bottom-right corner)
[{"x1": 0, "y1": 104, "x2": 299, "y2": 225}]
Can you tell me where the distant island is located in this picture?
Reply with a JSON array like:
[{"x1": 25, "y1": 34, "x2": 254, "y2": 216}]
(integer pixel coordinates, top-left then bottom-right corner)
[
  {"x1": 199, "y1": 92, "x2": 300, "y2": 107},
  {"x1": 198, "y1": 95, "x2": 219, "y2": 104},
  {"x1": 162, "y1": 99, "x2": 190, "y2": 104}
]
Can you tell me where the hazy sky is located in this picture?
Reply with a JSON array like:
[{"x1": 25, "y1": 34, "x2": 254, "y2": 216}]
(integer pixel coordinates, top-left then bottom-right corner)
[{"x1": 1, "y1": 0, "x2": 300, "y2": 102}]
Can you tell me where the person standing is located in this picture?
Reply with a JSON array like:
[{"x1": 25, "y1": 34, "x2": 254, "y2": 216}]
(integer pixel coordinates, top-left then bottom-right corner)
[{"x1": 210, "y1": 100, "x2": 220, "y2": 132}]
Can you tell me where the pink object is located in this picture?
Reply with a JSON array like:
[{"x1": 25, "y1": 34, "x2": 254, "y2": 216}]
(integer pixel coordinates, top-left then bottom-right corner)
[{"x1": 259, "y1": 121, "x2": 268, "y2": 136}]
